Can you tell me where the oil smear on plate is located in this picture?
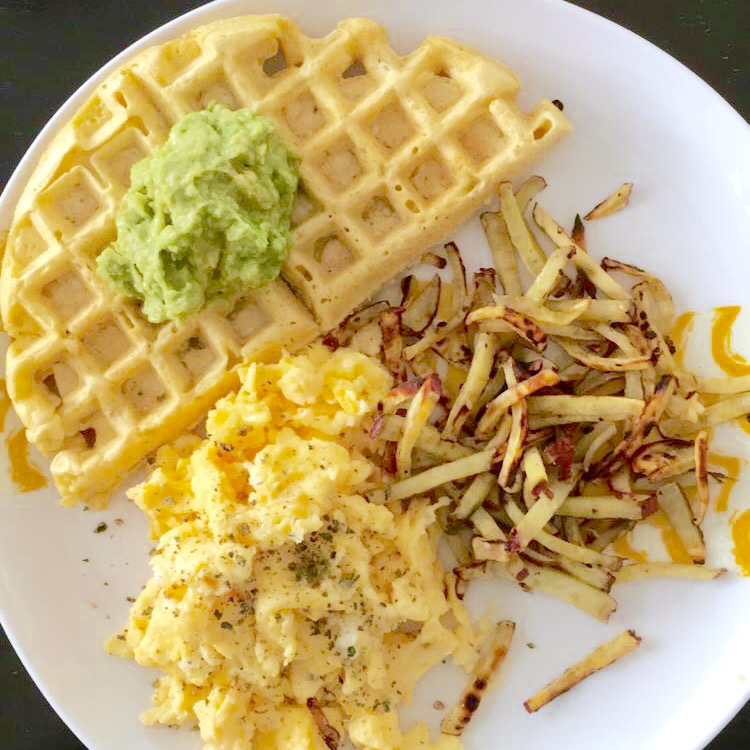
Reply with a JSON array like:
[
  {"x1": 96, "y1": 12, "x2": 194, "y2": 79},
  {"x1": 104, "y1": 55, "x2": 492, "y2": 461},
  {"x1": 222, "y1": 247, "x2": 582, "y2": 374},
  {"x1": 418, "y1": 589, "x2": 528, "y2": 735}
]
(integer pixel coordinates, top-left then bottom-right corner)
[
  {"x1": 575, "y1": 306, "x2": 749, "y2": 572},
  {"x1": 1, "y1": 376, "x2": 48, "y2": 493},
  {"x1": 668, "y1": 307, "x2": 750, "y2": 574},
  {"x1": 707, "y1": 307, "x2": 750, "y2": 574}
]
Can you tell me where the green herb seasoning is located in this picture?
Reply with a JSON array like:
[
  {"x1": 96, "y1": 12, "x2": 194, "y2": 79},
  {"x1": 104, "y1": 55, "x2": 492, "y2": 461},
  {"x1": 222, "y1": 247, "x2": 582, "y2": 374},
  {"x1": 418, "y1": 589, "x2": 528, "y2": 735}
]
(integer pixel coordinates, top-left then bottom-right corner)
[{"x1": 288, "y1": 541, "x2": 331, "y2": 587}]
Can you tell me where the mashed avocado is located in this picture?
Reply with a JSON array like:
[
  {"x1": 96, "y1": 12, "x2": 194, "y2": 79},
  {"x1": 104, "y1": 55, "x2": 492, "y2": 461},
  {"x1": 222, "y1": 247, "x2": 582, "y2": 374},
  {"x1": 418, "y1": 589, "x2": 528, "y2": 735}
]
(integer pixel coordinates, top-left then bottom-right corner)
[{"x1": 97, "y1": 104, "x2": 299, "y2": 323}]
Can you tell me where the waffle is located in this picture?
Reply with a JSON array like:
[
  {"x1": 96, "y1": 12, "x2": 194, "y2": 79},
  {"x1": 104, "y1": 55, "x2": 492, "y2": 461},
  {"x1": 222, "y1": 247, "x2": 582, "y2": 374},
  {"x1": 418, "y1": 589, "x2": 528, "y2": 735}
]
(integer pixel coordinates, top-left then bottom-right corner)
[{"x1": 0, "y1": 15, "x2": 570, "y2": 507}]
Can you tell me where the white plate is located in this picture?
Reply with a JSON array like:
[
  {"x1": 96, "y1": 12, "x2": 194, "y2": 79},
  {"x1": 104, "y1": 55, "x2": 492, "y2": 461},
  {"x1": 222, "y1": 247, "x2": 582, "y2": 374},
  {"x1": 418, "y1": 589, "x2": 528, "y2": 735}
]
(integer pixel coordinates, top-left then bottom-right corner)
[{"x1": 2, "y1": 1, "x2": 750, "y2": 749}]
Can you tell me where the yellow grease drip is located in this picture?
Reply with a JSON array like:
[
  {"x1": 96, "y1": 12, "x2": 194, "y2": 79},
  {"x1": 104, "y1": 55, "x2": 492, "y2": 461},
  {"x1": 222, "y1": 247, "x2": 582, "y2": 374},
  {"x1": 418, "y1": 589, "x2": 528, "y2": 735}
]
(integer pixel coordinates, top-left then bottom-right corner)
[
  {"x1": 646, "y1": 509, "x2": 693, "y2": 564},
  {"x1": 613, "y1": 509, "x2": 692, "y2": 564},
  {"x1": 711, "y1": 306, "x2": 750, "y2": 377},
  {"x1": 734, "y1": 417, "x2": 750, "y2": 437},
  {"x1": 732, "y1": 508, "x2": 750, "y2": 576},
  {"x1": 0, "y1": 378, "x2": 10, "y2": 432},
  {"x1": 6, "y1": 429, "x2": 48, "y2": 492},
  {"x1": 670, "y1": 311, "x2": 696, "y2": 371},
  {"x1": 708, "y1": 452, "x2": 740, "y2": 512},
  {"x1": 612, "y1": 536, "x2": 647, "y2": 563}
]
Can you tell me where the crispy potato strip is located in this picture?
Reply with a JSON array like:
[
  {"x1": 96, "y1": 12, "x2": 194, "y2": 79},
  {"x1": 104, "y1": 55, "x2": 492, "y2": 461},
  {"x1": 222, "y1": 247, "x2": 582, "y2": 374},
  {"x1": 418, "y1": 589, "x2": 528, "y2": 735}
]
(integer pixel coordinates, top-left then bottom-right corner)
[
  {"x1": 693, "y1": 430, "x2": 710, "y2": 524},
  {"x1": 558, "y1": 339, "x2": 652, "y2": 372},
  {"x1": 527, "y1": 395, "x2": 644, "y2": 421},
  {"x1": 505, "y1": 555, "x2": 617, "y2": 622},
  {"x1": 396, "y1": 374, "x2": 442, "y2": 478},
  {"x1": 524, "y1": 246, "x2": 574, "y2": 302},
  {"x1": 555, "y1": 556, "x2": 615, "y2": 592},
  {"x1": 581, "y1": 424, "x2": 619, "y2": 469},
  {"x1": 380, "y1": 416, "x2": 473, "y2": 461},
  {"x1": 481, "y1": 211, "x2": 522, "y2": 297},
  {"x1": 442, "y1": 621, "x2": 515, "y2": 735},
  {"x1": 472, "y1": 536, "x2": 509, "y2": 562},
  {"x1": 548, "y1": 299, "x2": 630, "y2": 323},
  {"x1": 467, "y1": 305, "x2": 548, "y2": 350},
  {"x1": 388, "y1": 450, "x2": 494, "y2": 501},
  {"x1": 522, "y1": 446, "x2": 550, "y2": 504},
  {"x1": 454, "y1": 473, "x2": 496, "y2": 520},
  {"x1": 504, "y1": 499, "x2": 621, "y2": 570},
  {"x1": 557, "y1": 495, "x2": 650, "y2": 520},
  {"x1": 333, "y1": 175, "x2": 743, "y2": 688},
  {"x1": 699, "y1": 393, "x2": 750, "y2": 427},
  {"x1": 524, "y1": 630, "x2": 641, "y2": 713},
  {"x1": 590, "y1": 376, "x2": 677, "y2": 478},
  {"x1": 584, "y1": 182, "x2": 633, "y2": 220},
  {"x1": 616, "y1": 563, "x2": 725, "y2": 582},
  {"x1": 495, "y1": 296, "x2": 592, "y2": 325},
  {"x1": 324, "y1": 301, "x2": 390, "y2": 350},
  {"x1": 499, "y1": 181, "x2": 547, "y2": 276},
  {"x1": 403, "y1": 244, "x2": 470, "y2": 360},
  {"x1": 443, "y1": 333, "x2": 498, "y2": 439},
  {"x1": 630, "y1": 439, "x2": 695, "y2": 481},
  {"x1": 696, "y1": 374, "x2": 750, "y2": 394},
  {"x1": 515, "y1": 175, "x2": 548, "y2": 212},
  {"x1": 497, "y1": 361, "x2": 528, "y2": 489},
  {"x1": 379, "y1": 308, "x2": 405, "y2": 381},
  {"x1": 401, "y1": 274, "x2": 441, "y2": 334},
  {"x1": 471, "y1": 507, "x2": 507, "y2": 543},
  {"x1": 478, "y1": 369, "x2": 560, "y2": 437},
  {"x1": 509, "y1": 472, "x2": 579, "y2": 551},
  {"x1": 532, "y1": 207, "x2": 630, "y2": 300}
]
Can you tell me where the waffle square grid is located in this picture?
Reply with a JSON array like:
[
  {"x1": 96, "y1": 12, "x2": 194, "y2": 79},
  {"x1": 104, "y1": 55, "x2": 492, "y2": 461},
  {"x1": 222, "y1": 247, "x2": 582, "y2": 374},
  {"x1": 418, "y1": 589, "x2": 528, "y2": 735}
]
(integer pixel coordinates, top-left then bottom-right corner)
[{"x1": 1, "y1": 15, "x2": 569, "y2": 506}]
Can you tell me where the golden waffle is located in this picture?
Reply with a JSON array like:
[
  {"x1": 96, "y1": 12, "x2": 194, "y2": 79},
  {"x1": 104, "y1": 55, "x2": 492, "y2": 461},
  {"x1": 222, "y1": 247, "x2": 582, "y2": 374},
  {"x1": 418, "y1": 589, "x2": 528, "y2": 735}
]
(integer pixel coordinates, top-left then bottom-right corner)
[{"x1": 1, "y1": 16, "x2": 570, "y2": 507}]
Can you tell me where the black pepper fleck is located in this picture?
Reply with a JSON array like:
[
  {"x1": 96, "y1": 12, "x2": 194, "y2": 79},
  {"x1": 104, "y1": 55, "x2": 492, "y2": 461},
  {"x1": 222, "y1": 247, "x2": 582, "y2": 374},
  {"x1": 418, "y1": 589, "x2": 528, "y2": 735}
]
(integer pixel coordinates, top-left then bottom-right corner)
[{"x1": 465, "y1": 693, "x2": 480, "y2": 712}]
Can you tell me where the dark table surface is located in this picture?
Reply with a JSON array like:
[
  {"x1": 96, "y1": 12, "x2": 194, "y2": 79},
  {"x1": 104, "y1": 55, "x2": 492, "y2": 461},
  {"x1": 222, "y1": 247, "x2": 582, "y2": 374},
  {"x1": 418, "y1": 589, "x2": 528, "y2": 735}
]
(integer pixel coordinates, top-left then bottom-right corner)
[{"x1": 1, "y1": 1, "x2": 748, "y2": 748}]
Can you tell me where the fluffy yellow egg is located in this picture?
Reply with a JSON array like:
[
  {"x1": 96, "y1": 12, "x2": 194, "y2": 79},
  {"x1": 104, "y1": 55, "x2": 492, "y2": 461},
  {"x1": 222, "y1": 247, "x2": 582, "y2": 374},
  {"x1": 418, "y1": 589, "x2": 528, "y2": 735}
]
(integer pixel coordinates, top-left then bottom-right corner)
[{"x1": 107, "y1": 345, "x2": 483, "y2": 750}]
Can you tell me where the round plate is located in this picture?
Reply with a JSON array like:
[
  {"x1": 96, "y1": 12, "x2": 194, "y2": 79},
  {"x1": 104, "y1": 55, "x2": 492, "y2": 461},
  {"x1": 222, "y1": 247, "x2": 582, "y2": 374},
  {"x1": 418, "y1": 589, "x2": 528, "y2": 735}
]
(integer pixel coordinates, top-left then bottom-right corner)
[{"x1": 1, "y1": 1, "x2": 749, "y2": 750}]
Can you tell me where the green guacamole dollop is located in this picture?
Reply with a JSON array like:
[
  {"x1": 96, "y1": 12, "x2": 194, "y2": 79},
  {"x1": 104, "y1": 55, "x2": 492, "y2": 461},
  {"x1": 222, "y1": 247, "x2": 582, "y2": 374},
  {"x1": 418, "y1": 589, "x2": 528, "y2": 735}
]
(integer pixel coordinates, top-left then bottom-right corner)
[{"x1": 97, "y1": 104, "x2": 299, "y2": 323}]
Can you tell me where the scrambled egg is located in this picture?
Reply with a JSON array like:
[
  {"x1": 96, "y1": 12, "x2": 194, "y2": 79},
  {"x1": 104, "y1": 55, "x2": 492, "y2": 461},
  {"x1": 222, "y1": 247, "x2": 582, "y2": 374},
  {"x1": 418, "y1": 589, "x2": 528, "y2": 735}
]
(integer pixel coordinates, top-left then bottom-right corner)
[{"x1": 108, "y1": 345, "x2": 480, "y2": 750}]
